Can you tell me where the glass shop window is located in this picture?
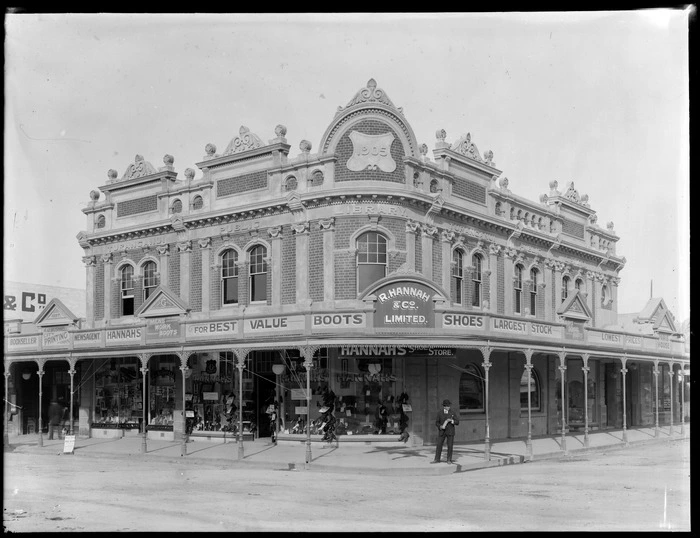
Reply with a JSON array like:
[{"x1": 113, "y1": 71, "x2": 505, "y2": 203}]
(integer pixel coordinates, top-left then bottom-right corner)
[
  {"x1": 520, "y1": 367, "x2": 541, "y2": 411},
  {"x1": 93, "y1": 358, "x2": 141, "y2": 429},
  {"x1": 459, "y1": 363, "x2": 484, "y2": 413},
  {"x1": 149, "y1": 356, "x2": 177, "y2": 429}
]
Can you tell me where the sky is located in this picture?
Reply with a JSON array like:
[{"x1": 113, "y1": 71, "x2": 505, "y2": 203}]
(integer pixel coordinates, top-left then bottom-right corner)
[{"x1": 3, "y1": 11, "x2": 691, "y2": 324}]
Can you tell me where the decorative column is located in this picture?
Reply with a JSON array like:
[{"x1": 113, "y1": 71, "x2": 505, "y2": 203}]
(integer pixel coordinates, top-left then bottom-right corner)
[
  {"x1": 83, "y1": 256, "x2": 96, "y2": 326},
  {"x1": 178, "y1": 352, "x2": 191, "y2": 457},
  {"x1": 292, "y1": 222, "x2": 310, "y2": 304},
  {"x1": 553, "y1": 261, "x2": 564, "y2": 308},
  {"x1": 177, "y1": 241, "x2": 192, "y2": 304},
  {"x1": 653, "y1": 360, "x2": 660, "y2": 438},
  {"x1": 479, "y1": 346, "x2": 492, "y2": 460},
  {"x1": 488, "y1": 244, "x2": 501, "y2": 313},
  {"x1": 503, "y1": 247, "x2": 517, "y2": 315},
  {"x1": 300, "y1": 346, "x2": 317, "y2": 468},
  {"x1": 667, "y1": 366, "x2": 674, "y2": 436},
  {"x1": 269, "y1": 227, "x2": 282, "y2": 307},
  {"x1": 320, "y1": 218, "x2": 335, "y2": 302},
  {"x1": 233, "y1": 348, "x2": 250, "y2": 460},
  {"x1": 544, "y1": 259, "x2": 555, "y2": 321},
  {"x1": 524, "y1": 349, "x2": 534, "y2": 461},
  {"x1": 621, "y1": 358, "x2": 628, "y2": 445},
  {"x1": 581, "y1": 354, "x2": 590, "y2": 448},
  {"x1": 421, "y1": 225, "x2": 437, "y2": 279},
  {"x1": 557, "y1": 351, "x2": 567, "y2": 453},
  {"x1": 405, "y1": 221, "x2": 420, "y2": 272},
  {"x1": 441, "y1": 231, "x2": 455, "y2": 295},
  {"x1": 4, "y1": 366, "x2": 11, "y2": 448},
  {"x1": 156, "y1": 245, "x2": 170, "y2": 292},
  {"x1": 102, "y1": 253, "x2": 113, "y2": 322},
  {"x1": 139, "y1": 354, "x2": 151, "y2": 453},
  {"x1": 36, "y1": 360, "x2": 45, "y2": 447},
  {"x1": 198, "y1": 238, "x2": 212, "y2": 313},
  {"x1": 68, "y1": 357, "x2": 77, "y2": 435}
]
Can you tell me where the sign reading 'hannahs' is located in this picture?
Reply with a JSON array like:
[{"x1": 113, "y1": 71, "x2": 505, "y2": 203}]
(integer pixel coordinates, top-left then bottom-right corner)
[
  {"x1": 374, "y1": 282, "x2": 435, "y2": 329},
  {"x1": 106, "y1": 328, "x2": 142, "y2": 346}
]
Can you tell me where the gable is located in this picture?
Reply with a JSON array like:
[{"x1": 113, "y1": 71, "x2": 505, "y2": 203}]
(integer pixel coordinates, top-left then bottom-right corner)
[
  {"x1": 135, "y1": 285, "x2": 189, "y2": 318},
  {"x1": 557, "y1": 290, "x2": 592, "y2": 321},
  {"x1": 34, "y1": 299, "x2": 80, "y2": 327}
]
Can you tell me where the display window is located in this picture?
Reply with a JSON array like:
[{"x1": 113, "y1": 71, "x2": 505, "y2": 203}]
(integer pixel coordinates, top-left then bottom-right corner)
[
  {"x1": 93, "y1": 357, "x2": 141, "y2": 429},
  {"x1": 148, "y1": 356, "x2": 177, "y2": 431},
  {"x1": 184, "y1": 353, "x2": 237, "y2": 434}
]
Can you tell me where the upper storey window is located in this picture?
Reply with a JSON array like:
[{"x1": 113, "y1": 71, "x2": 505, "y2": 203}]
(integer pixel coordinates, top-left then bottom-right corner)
[
  {"x1": 514, "y1": 264, "x2": 524, "y2": 314},
  {"x1": 171, "y1": 199, "x2": 183, "y2": 214},
  {"x1": 357, "y1": 232, "x2": 387, "y2": 294},
  {"x1": 562, "y1": 275, "x2": 571, "y2": 302},
  {"x1": 142, "y1": 261, "x2": 158, "y2": 301},
  {"x1": 529, "y1": 268, "x2": 539, "y2": 316},
  {"x1": 97, "y1": 215, "x2": 106, "y2": 229},
  {"x1": 120, "y1": 265, "x2": 135, "y2": 316},
  {"x1": 452, "y1": 249, "x2": 464, "y2": 305},
  {"x1": 192, "y1": 196, "x2": 204, "y2": 210},
  {"x1": 249, "y1": 245, "x2": 268, "y2": 303},
  {"x1": 221, "y1": 250, "x2": 239, "y2": 305},
  {"x1": 471, "y1": 254, "x2": 483, "y2": 308},
  {"x1": 575, "y1": 278, "x2": 584, "y2": 294}
]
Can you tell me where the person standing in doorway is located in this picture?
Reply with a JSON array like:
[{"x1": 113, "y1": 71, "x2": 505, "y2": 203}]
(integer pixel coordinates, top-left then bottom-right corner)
[
  {"x1": 48, "y1": 399, "x2": 63, "y2": 440},
  {"x1": 431, "y1": 399, "x2": 459, "y2": 464}
]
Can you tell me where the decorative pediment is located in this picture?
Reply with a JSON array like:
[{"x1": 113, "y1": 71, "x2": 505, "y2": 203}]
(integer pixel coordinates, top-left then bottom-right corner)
[
  {"x1": 135, "y1": 285, "x2": 189, "y2": 318},
  {"x1": 337, "y1": 78, "x2": 402, "y2": 115},
  {"x1": 557, "y1": 290, "x2": 592, "y2": 321},
  {"x1": 637, "y1": 297, "x2": 677, "y2": 333},
  {"x1": 34, "y1": 299, "x2": 80, "y2": 327},
  {"x1": 223, "y1": 126, "x2": 265, "y2": 156},
  {"x1": 450, "y1": 133, "x2": 495, "y2": 167},
  {"x1": 119, "y1": 154, "x2": 158, "y2": 182}
]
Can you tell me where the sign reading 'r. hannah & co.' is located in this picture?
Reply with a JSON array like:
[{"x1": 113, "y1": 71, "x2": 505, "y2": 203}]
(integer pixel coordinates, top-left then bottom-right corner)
[{"x1": 374, "y1": 282, "x2": 435, "y2": 329}]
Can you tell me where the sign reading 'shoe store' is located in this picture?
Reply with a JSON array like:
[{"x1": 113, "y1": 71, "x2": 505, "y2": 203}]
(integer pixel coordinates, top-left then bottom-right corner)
[{"x1": 373, "y1": 282, "x2": 435, "y2": 329}]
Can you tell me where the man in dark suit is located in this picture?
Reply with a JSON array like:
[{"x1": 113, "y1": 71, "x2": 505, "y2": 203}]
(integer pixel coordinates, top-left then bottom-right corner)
[{"x1": 431, "y1": 399, "x2": 460, "y2": 464}]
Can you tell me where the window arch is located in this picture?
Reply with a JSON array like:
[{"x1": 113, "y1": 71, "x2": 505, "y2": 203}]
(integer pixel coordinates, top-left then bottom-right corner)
[
  {"x1": 171, "y1": 199, "x2": 182, "y2": 214},
  {"x1": 495, "y1": 202, "x2": 502, "y2": 217},
  {"x1": 452, "y1": 249, "x2": 464, "y2": 304},
  {"x1": 471, "y1": 253, "x2": 483, "y2": 308},
  {"x1": 97, "y1": 215, "x2": 106, "y2": 229},
  {"x1": 356, "y1": 232, "x2": 387, "y2": 293},
  {"x1": 429, "y1": 179, "x2": 439, "y2": 193},
  {"x1": 562, "y1": 275, "x2": 571, "y2": 302},
  {"x1": 514, "y1": 264, "x2": 524, "y2": 314},
  {"x1": 142, "y1": 261, "x2": 158, "y2": 301},
  {"x1": 601, "y1": 284, "x2": 609, "y2": 306},
  {"x1": 284, "y1": 176, "x2": 297, "y2": 191},
  {"x1": 575, "y1": 278, "x2": 584, "y2": 293},
  {"x1": 192, "y1": 195, "x2": 204, "y2": 210},
  {"x1": 459, "y1": 363, "x2": 484, "y2": 413},
  {"x1": 120, "y1": 264, "x2": 135, "y2": 316},
  {"x1": 221, "y1": 249, "x2": 239, "y2": 305},
  {"x1": 520, "y1": 367, "x2": 541, "y2": 411},
  {"x1": 529, "y1": 268, "x2": 538, "y2": 316},
  {"x1": 249, "y1": 245, "x2": 268, "y2": 302}
]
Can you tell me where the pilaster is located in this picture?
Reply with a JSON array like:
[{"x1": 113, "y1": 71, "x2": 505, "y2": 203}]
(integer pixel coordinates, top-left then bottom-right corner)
[
  {"x1": 292, "y1": 221, "x2": 310, "y2": 304},
  {"x1": 198, "y1": 238, "x2": 212, "y2": 313},
  {"x1": 269, "y1": 226, "x2": 282, "y2": 307},
  {"x1": 320, "y1": 218, "x2": 335, "y2": 302}
]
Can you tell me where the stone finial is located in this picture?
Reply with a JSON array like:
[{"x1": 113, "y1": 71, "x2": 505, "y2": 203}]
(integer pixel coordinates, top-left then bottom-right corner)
[
  {"x1": 299, "y1": 140, "x2": 312, "y2": 153},
  {"x1": 589, "y1": 214, "x2": 598, "y2": 225},
  {"x1": 419, "y1": 143, "x2": 430, "y2": 162},
  {"x1": 606, "y1": 221, "x2": 615, "y2": 232},
  {"x1": 89, "y1": 190, "x2": 100, "y2": 201},
  {"x1": 435, "y1": 129, "x2": 449, "y2": 149},
  {"x1": 580, "y1": 193, "x2": 590, "y2": 207},
  {"x1": 184, "y1": 168, "x2": 195, "y2": 180},
  {"x1": 499, "y1": 176, "x2": 510, "y2": 190},
  {"x1": 107, "y1": 169, "x2": 118, "y2": 181},
  {"x1": 549, "y1": 180, "x2": 561, "y2": 196},
  {"x1": 205, "y1": 143, "x2": 217, "y2": 156},
  {"x1": 275, "y1": 124, "x2": 287, "y2": 138},
  {"x1": 163, "y1": 154, "x2": 174, "y2": 166},
  {"x1": 484, "y1": 150, "x2": 494, "y2": 166},
  {"x1": 539, "y1": 193, "x2": 548, "y2": 203}
]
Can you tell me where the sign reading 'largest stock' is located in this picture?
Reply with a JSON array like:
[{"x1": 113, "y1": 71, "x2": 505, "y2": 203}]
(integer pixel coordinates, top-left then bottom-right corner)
[{"x1": 374, "y1": 282, "x2": 435, "y2": 329}]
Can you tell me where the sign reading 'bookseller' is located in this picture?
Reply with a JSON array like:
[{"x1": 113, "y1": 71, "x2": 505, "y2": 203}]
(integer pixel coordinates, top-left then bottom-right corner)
[{"x1": 374, "y1": 281, "x2": 435, "y2": 329}]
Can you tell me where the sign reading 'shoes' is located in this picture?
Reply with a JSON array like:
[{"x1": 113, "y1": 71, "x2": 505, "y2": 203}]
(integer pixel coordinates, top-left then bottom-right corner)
[
  {"x1": 374, "y1": 282, "x2": 435, "y2": 329},
  {"x1": 346, "y1": 131, "x2": 396, "y2": 172}
]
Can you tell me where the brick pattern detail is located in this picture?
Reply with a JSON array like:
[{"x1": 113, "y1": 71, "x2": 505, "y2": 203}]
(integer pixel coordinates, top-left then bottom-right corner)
[
  {"x1": 335, "y1": 251, "x2": 355, "y2": 299},
  {"x1": 483, "y1": 273, "x2": 491, "y2": 309},
  {"x1": 190, "y1": 248, "x2": 202, "y2": 312},
  {"x1": 497, "y1": 256, "x2": 505, "y2": 314},
  {"x1": 552, "y1": 269, "x2": 557, "y2": 315},
  {"x1": 415, "y1": 234, "x2": 422, "y2": 272},
  {"x1": 134, "y1": 278, "x2": 144, "y2": 313},
  {"x1": 334, "y1": 120, "x2": 405, "y2": 184},
  {"x1": 388, "y1": 251, "x2": 406, "y2": 275},
  {"x1": 95, "y1": 263, "x2": 104, "y2": 320},
  {"x1": 111, "y1": 277, "x2": 120, "y2": 319},
  {"x1": 216, "y1": 170, "x2": 267, "y2": 198},
  {"x1": 562, "y1": 219, "x2": 585, "y2": 239},
  {"x1": 432, "y1": 241, "x2": 442, "y2": 287},
  {"x1": 281, "y1": 226, "x2": 296, "y2": 305},
  {"x1": 117, "y1": 195, "x2": 158, "y2": 217},
  {"x1": 453, "y1": 178, "x2": 486, "y2": 204},
  {"x1": 169, "y1": 248, "x2": 180, "y2": 295},
  {"x1": 309, "y1": 225, "x2": 324, "y2": 302}
]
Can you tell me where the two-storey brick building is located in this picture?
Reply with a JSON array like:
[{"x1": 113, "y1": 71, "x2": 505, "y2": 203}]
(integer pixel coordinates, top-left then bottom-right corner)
[{"x1": 3, "y1": 79, "x2": 689, "y2": 456}]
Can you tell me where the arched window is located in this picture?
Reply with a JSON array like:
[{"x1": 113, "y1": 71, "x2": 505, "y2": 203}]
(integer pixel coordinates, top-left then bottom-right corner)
[
  {"x1": 171, "y1": 199, "x2": 182, "y2": 214},
  {"x1": 472, "y1": 254, "x2": 483, "y2": 308},
  {"x1": 310, "y1": 170, "x2": 324, "y2": 187},
  {"x1": 529, "y1": 268, "x2": 538, "y2": 316},
  {"x1": 459, "y1": 363, "x2": 484, "y2": 413},
  {"x1": 356, "y1": 232, "x2": 387, "y2": 293},
  {"x1": 192, "y1": 196, "x2": 204, "y2": 210},
  {"x1": 562, "y1": 275, "x2": 570, "y2": 302},
  {"x1": 520, "y1": 367, "x2": 541, "y2": 411},
  {"x1": 249, "y1": 245, "x2": 268, "y2": 302},
  {"x1": 142, "y1": 261, "x2": 158, "y2": 301},
  {"x1": 601, "y1": 284, "x2": 609, "y2": 305},
  {"x1": 221, "y1": 250, "x2": 239, "y2": 305},
  {"x1": 452, "y1": 249, "x2": 464, "y2": 304},
  {"x1": 514, "y1": 264, "x2": 524, "y2": 314},
  {"x1": 429, "y1": 179, "x2": 439, "y2": 193},
  {"x1": 495, "y1": 202, "x2": 502, "y2": 217},
  {"x1": 97, "y1": 215, "x2": 106, "y2": 229},
  {"x1": 285, "y1": 176, "x2": 297, "y2": 191},
  {"x1": 575, "y1": 278, "x2": 584, "y2": 293},
  {"x1": 120, "y1": 265, "x2": 135, "y2": 316}
]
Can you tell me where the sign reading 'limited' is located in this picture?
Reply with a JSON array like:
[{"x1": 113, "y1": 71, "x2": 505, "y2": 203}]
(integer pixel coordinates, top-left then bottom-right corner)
[{"x1": 373, "y1": 281, "x2": 435, "y2": 329}]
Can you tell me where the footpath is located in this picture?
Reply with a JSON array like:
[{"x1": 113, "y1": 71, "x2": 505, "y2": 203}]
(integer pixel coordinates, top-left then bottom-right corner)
[{"x1": 6, "y1": 424, "x2": 689, "y2": 476}]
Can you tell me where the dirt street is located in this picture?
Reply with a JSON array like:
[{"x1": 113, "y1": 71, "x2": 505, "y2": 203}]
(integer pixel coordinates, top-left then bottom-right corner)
[{"x1": 2, "y1": 438, "x2": 690, "y2": 532}]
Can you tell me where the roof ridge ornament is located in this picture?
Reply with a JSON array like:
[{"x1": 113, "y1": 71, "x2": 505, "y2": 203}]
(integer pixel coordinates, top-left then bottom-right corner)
[
  {"x1": 121, "y1": 154, "x2": 158, "y2": 181},
  {"x1": 451, "y1": 132, "x2": 495, "y2": 167},
  {"x1": 223, "y1": 125, "x2": 265, "y2": 156},
  {"x1": 336, "y1": 78, "x2": 403, "y2": 115}
]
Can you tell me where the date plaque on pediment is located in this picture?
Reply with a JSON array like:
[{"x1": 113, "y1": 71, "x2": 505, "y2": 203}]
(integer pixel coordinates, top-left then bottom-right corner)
[{"x1": 346, "y1": 131, "x2": 396, "y2": 173}]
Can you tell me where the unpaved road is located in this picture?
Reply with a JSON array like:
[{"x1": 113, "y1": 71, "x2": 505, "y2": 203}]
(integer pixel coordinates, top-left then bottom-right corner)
[{"x1": 3, "y1": 438, "x2": 690, "y2": 532}]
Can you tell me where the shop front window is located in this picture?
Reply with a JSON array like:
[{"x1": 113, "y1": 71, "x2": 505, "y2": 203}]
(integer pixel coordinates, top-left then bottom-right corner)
[
  {"x1": 186, "y1": 353, "x2": 236, "y2": 434},
  {"x1": 148, "y1": 356, "x2": 177, "y2": 430},
  {"x1": 93, "y1": 358, "x2": 141, "y2": 429},
  {"x1": 459, "y1": 363, "x2": 484, "y2": 413},
  {"x1": 519, "y1": 367, "x2": 541, "y2": 411}
]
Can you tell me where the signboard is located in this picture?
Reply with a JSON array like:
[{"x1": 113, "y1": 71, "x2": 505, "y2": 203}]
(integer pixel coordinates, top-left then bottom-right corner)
[
  {"x1": 202, "y1": 392, "x2": 219, "y2": 401},
  {"x1": 373, "y1": 282, "x2": 435, "y2": 329},
  {"x1": 346, "y1": 130, "x2": 397, "y2": 173},
  {"x1": 105, "y1": 327, "x2": 142, "y2": 346},
  {"x1": 42, "y1": 328, "x2": 70, "y2": 348},
  {"x1": 491, "y1": 318, "x2": 528, "y2": 335},
  {"x1": 146, "y1": 319, "x2": 180, "y2": 342},
  {"x1": 73, "y1": 330, "x2": 102, "y2": 347},
  {"x1": 625, "y1": 335, "x2": 643, "y2": 347},
  {"x1": 63, "y1": 435, "x2": 76, "y2": 454},
  {"x1": 442, "y1": 313, "x2": 485, "y2": 331},
  {"x1": 291, "y1": 389, "x2": 307, "y2": 401},
  {"x1": 186, "y1": 321, "x2": 238, "y2": 339},
  {"x1": 295, "y1": 406, "x2": 308, "y2": 415},
  {"x1": 244, "y1": 315, "x2": 305, "y2": 334},
  {"x1": 564, "y1": 320, "x2": 585, "y2": 341},
  {"x1": 312, "y1": 313, "x2": 366, "y2": 330},
  {"x1": 338, "y1": 345, "x2": 454, "y2": 358},
  {"x1": 6, "y1": 335, "x2": 39, "y2": 351},
  {"x1": 3, "y1": 281, "x2": 86, "y2": 322}
]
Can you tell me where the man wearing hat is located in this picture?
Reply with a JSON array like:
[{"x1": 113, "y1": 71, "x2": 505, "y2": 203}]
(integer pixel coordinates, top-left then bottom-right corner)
[{"x1": 431, "y1": 399, "x2": 460, "y2": 464}]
